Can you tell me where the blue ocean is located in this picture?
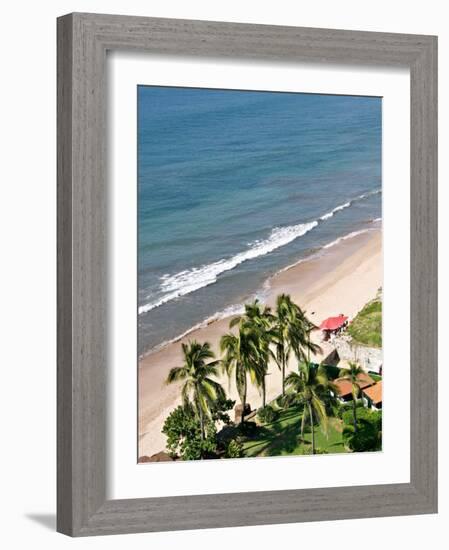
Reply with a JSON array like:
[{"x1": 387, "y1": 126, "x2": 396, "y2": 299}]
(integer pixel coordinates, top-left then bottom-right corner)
[{"x1": 138, "y1": 87, "x2": 382, "y2": 355}]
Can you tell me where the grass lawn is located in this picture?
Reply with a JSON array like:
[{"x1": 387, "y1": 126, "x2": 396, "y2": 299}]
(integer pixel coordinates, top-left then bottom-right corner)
[
  {"x1": 347, "y1": 298, "x2": 382, "y2": 348},
  {"x1": 239, "y1": 406, "x2": 346, "y2": 457}
]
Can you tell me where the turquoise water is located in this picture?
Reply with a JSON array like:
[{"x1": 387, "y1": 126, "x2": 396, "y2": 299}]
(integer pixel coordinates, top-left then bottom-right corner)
[{"x1": 138, "y1": 86, "x2": 382, "y2": 355}]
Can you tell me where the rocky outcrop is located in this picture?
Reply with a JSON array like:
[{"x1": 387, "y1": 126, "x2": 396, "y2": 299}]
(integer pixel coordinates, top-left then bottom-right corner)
[{"x1": 138, "y1": 451, "x2": 174, "y2": 463}]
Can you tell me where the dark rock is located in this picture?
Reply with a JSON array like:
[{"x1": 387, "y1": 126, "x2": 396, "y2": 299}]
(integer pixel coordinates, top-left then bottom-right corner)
[{"x1": 139, "y1": 451, "x2": 174, "y2": 463}]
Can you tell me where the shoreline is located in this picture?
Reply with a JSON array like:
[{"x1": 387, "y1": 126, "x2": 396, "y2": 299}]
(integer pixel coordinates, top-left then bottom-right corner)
[
  {"x1": 138, "y1": 226, "x2": 382, "y2": 458},
  {"x1": 139, "y1": 223, "x2": 380, "y2": 360}
]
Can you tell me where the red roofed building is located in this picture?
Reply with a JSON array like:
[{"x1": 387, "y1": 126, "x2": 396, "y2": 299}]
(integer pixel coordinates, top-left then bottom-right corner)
[
  {"x1": 362, "y1": 380, "x2": 383, "y2": 410},
  {"x1": 334, "y1": 372, "x2": 375, "y2": 402}
]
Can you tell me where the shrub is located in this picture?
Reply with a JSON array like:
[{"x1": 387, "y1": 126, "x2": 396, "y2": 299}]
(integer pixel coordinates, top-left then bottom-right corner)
[
  {"x1": 342, "y1": 408, "x2": 382, "y2": 452},
  {"x1": 162, "y1": 405, "x2": 217, "y2": 460},
  {"x1": 224, "y1": 439, "x2": 244, "y2": 459},
  {"x1": 257, "y1": 405, "x2": 278, "y2": 424},
  {"x1": 337, "y1": 401, "x2": 364, "y2": 419},
  {"x1": 342, "y1": 406, "x2": 381, "y2": 429},
  {"x1": 210, "y1": 395, "x2": 235, "y2": 425},
  {"x1": 343, "y1": 420, "x2": 381, "y2": 452}
]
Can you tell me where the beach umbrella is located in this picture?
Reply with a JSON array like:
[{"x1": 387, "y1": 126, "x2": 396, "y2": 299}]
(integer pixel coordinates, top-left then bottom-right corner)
[{"x1": 319, "y1": 314, "x2": 348, "y2": 331}]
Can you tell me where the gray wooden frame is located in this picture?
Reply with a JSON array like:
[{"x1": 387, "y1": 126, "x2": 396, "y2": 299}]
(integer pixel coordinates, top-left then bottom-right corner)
[{"x1": 57, "y1": 12, "x2": 438, "y2": 537}]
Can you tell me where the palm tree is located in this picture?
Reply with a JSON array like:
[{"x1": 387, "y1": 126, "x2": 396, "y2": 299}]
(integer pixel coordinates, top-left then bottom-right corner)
[
  {"x1": 338, "y1": 361, "x2": 366, "y2": 433},
  {"x1": 231, "y1": 300, "x2": 274, "y2": 408},
  {"x1": 273, "y1": 294, "x2": 320, "y2": 396},
  {"x1": 166, "y1": 341, "x2": 225, "y2": 456},
  {"x1": 285, "y1": 362, "x2": 331, "y2": 454},
  {"x1": 220, "y1": 323, "x2": 264, "y2": 425}
]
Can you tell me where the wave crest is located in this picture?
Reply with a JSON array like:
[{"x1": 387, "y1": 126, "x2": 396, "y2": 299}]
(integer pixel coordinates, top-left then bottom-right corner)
[
  {"x1": 138, "y1": 188, "x2": 381, "y2": 314},
  {"x1": 319, "y1": 188, "x2": 381, "y2": 222},
  {"x1": 320, "y1": 201, "x2": 351, "y2": 221},
  {"x1": 138, "y1": 220, "x2": 317, "y2": 314}
]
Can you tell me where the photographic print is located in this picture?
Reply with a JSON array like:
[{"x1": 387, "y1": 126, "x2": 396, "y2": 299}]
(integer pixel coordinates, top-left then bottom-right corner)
[{"x1": 137, "y1": 86, "x2": 382, "y2": 463}]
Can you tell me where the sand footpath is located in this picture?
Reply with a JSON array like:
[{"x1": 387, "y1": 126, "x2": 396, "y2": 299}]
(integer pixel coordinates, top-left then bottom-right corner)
[{"x1": 138, "y1": 227, "x2": 382, "y2": 458}]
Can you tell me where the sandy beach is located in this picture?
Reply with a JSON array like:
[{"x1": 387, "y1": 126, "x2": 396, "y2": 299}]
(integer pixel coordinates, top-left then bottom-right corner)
[{"x1": 138, "y1": 227, "x2": 382, "y2": 459}]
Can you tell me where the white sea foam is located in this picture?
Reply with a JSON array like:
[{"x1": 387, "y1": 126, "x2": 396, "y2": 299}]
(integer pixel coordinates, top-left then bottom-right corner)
[
  {"x1": 140, "y1": 222, "x2": 381, "y2": 357},
  {"x1": 138, "y1": 220, "x2": 318, "y2": 314},
  {"x1": 139, "y1": 302, "x2": 246, "y2": 357},
  {"x1": 320, "y1": 201, "x2": 351, "y2": 221},
  {"x1": 322, "y1": 228, "x2": 373, "y2": 250},
  {"x1": 138, "y1": 188, "x2": 382, "y2": 315},
  {"x1": 358, "y1": 188, "x2": 382, "y2": 200},
  {"x1": 318, "y1": 188, "x2": 381, "y2": 222}
]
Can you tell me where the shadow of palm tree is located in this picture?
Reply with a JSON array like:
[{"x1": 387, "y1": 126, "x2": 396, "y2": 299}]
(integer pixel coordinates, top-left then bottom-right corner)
[
  {"x1": 262, "y1": 421, "x2": 306, "y2": 456},
  {"x1": 247, "y1": 408, "x2": 308, "y2": 457},
  {"x1": 218, "y1": 405, "x2": 325, "y2": 458}
]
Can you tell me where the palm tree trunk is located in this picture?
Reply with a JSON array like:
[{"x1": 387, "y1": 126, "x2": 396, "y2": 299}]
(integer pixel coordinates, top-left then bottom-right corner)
[
  {"x1": 198, "y1": 406, "x2": 205, "y2": 459},
  {"x1": 352, "y1": 389, "x2": 358, "y2": 433},
  {"x1": 352, "y1": 399, "x2": 358, "y2": 433},
  {"x1": 262, "y1": 376, "x2": 266, "y2": 408},
  {"x1": 241, "y1": 376, "x2": 247, "y2": 425},
  {"x1": 308, "y1": 403, "x2": 315, "y2": 454},
  {"x1": 300, "y1": 408, "x2": 306, "y2": 440},
  {"x1": 307, "y1": 333, "x2": 311, "y2": 363},
  {"x1": 282, "y1": 355, "x2": 286, "y2": 396}
]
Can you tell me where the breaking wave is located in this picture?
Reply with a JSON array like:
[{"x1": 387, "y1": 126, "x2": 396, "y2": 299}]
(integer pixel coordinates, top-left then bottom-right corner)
[
  {"x1": 138, "y1": 188, "x2": 381, "y2": 314},
  {"x1": 138, "y1": 220, "x2": 317, "y2": 314}
]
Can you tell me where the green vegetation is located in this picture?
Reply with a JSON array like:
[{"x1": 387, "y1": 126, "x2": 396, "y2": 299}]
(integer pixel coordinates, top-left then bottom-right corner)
[
  {"x1": 335, "y1": 400, "x2": 365, "y2": 419},
  {"x1": 284, "y1": 363, "x2": 336, "y2": 454},
  {"x1": 342, "y1": 408, "x2": 382, "y2": 452},
  {"x1": 162, "y1": 405, "x2": 217, "y2": 460},
  {"x1": 347, "y1": 299, "x2": 382, "y2": 347},
  {"x1": 338, "y1": 362, "x2": 368, "y2": 433},
  {"x1": 166, "y1": 341, "x2": 226, "y2": 458},
  {"x1": 220, "y1": 325, "x2": 264, "y2": 426},
  {"x1": 209, "y1": 395, "x2": 235, "y2": 425},
  {"x1": 272, "y1": 294, "x2": 320, "y2": 395},
  {"x1": 257, "y1": 404, "x2": 278, "y2": 424},
  {"x1": 226, "y1": 301, "x2": 274, "y2": 410},
  {"x1": 163, "y1": 294, "x2": 382, "y2": 460},
  {"x1": 224, "y1": 439, "x2": 244, "y2": 458},
  {"x1": 239, "y1": 406, "x2": 345, "y2": 457},
  {"x1": 162, "y1": 395, "x2": 235, "y2": 460}
]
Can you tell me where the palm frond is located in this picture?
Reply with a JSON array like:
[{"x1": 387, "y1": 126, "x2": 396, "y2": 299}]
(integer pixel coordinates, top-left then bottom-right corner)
[
  {"x1": 229, "y1": 316, "x2": 242, "y2": 329},
  {"x1": 166, "y1": 365, "x2": 188, "y2": 384},
  {"x1": 181, "y1": 381, "x2": 193, "y2": 408},
  {"x1": 312, "y1": 393, "x2": 328, "y2": 435}
]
